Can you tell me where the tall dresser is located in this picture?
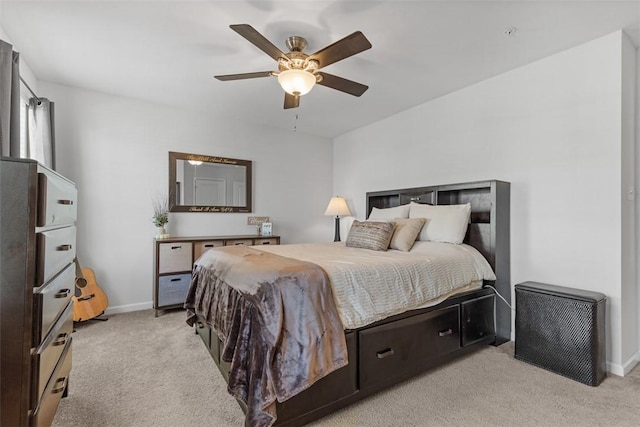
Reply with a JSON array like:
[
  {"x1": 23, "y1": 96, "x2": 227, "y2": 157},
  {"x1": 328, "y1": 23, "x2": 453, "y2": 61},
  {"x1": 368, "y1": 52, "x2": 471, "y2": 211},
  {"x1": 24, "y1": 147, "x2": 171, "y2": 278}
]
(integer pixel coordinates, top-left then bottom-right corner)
[{"x1": 1, "y1": 158, "x2": 77, "y2": 426}]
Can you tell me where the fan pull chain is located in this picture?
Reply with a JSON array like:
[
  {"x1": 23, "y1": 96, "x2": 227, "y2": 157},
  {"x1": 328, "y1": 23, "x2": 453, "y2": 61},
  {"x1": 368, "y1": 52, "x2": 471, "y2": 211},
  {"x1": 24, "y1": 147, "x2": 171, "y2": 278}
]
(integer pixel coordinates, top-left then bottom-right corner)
[{"x1": 293, "y1": 114, "x2": 298, "y2": 132}]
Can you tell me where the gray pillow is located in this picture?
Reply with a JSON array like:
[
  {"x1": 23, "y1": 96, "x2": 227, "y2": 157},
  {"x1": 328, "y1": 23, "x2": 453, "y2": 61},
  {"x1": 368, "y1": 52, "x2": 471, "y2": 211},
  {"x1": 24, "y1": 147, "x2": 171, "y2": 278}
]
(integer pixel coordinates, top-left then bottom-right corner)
[{"x1": 346, "y1": 220, "x2": 395, "y2": 251}]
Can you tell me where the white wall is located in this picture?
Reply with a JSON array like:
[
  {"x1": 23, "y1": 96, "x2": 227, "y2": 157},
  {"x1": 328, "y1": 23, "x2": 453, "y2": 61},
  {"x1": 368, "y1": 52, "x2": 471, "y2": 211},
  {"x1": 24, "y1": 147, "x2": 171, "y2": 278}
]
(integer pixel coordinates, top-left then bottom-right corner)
[
  {"x1": 38, "y1": 82, "x2": 334, "y2": 313},
  {"x1": 621, "y1": 33, "x2": 638, "y2": 371},
  {"x1": 334, "y1": 31, "x2": 636, "y2": 375}
]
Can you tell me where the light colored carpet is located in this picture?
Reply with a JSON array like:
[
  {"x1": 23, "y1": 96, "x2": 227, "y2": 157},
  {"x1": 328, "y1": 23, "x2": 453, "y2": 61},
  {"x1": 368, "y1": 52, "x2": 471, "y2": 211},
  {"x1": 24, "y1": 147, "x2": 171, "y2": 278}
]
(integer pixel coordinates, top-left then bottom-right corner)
[{"x1": 53, "y1": 309, "x2": 640, "y2": 427}]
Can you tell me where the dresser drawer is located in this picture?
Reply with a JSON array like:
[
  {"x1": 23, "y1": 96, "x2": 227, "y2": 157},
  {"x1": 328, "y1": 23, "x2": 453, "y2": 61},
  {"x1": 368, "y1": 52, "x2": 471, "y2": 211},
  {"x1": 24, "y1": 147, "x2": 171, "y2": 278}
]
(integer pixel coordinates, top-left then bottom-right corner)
[
  {"x1": 31, "y1": 340, "x2": 72, "y2": 427},
  {"x1": 33, "y1": 263, "x2": 74, "y2": 346},
  {"x1": 254, "y1": 238, "x2": 279, "y2": 246},
  {"x1": 359, "y1": 306, "x2": 460, "y2": 390},
  {"x1": 158, "y1": 273, "x2": 191, "y2": 307},
  {"x1": 158, "y1": 242, "x2": 193, "y2": 274},
  {"x1": 32, "y1": 302, "x2": 73, "y2": 405},
  {"x1": 36, "y1": 226, "x2": 76, "y2": 287},
  {"x1": 194, "y1": 241, "x2": 223, "y2": 261},
  {"x1": 37, "y1": 168, "x2": 77, "y2": 228},
  {"x1": 224, "y1": 239, "x2": 253, "y2": 246}
]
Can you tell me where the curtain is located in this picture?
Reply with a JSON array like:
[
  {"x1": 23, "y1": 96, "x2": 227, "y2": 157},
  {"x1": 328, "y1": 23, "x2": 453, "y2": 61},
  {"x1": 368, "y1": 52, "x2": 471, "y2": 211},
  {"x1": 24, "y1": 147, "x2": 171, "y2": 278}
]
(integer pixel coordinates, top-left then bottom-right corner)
[
  {"x1": 0, "y1": 39, "x2": 20, "y2": 157},
  {"x1": 27, "y1": 98, "x2": 55, "y2": 169}
]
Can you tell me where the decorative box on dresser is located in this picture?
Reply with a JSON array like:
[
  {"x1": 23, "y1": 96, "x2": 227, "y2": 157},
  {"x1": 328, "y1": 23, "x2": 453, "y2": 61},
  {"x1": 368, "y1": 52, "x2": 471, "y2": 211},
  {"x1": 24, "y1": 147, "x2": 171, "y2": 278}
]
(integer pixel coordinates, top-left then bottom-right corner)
[
  {"x1": 1, "y1": 157, "x2": 77, "y2": 426},
  {"x1": 153, "y1": 235, "x2": 280, "y2": 316}
]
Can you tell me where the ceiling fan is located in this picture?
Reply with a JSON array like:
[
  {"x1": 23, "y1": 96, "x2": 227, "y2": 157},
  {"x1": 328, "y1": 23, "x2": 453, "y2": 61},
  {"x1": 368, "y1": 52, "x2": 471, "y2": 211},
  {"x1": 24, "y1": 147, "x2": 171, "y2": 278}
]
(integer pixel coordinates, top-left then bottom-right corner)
[{"x1": 214, "y1": 24, "x2": 372, "y2": 109}]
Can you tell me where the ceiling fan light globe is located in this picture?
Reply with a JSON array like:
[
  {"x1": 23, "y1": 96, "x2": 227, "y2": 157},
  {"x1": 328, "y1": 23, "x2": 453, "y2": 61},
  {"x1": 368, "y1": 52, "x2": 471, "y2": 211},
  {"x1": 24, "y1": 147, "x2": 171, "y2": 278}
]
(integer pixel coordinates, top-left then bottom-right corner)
[{"x1": 277, "y1": 69, "x2": 316, "y2": 96}]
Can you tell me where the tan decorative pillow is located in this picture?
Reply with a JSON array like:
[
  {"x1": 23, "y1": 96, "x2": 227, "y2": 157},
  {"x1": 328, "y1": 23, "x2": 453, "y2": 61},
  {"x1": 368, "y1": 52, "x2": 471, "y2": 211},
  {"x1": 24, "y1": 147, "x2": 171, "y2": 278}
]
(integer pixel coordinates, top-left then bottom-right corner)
[
  {"x1": 390, "y1": 217, "x2": 427, "y2": 251},
  {"x1": 346, "y1": 220, "x2": 395, "y2": 251}
]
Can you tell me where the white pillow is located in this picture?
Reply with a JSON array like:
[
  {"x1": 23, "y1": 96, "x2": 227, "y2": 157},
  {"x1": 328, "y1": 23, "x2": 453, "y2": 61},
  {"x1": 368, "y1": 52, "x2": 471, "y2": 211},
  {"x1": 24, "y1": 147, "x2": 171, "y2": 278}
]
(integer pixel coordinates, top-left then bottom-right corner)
[
  {"x1": 368, "y1": 204, "x2": 410, "y2": 220},
  {"x1": 409, "y1": 202, "x2": 471, "y2": 244}
]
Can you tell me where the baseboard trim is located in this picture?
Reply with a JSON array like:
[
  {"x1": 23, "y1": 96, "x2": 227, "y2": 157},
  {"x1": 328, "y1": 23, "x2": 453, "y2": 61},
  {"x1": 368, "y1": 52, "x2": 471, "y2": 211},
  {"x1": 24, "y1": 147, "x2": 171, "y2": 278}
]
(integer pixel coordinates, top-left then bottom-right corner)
[
  {"x1": 105, "y1": 301, "x2": 152, "y2": 315},
  {"x1": 607, "y1": 353, "x2": 639, "y2": 377}
]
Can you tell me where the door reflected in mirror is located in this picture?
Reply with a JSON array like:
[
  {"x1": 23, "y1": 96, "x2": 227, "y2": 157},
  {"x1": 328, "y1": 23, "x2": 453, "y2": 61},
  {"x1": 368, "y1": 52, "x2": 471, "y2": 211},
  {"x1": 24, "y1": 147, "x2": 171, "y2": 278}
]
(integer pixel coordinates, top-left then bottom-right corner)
[{"x1": 169, "y1": 152, "x2": 252, "y2": 213}]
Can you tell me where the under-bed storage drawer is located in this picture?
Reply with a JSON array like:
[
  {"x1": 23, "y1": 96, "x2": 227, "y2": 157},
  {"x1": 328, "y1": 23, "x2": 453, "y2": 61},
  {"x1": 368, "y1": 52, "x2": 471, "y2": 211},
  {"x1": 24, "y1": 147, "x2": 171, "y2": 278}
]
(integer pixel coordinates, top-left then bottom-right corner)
[
  {"x1": 158, "y1": 274, "x2": 191, "y2": 306},
  {"x1": 195, "y1": 319, "x2": 220, "y2": 364},
  {"x1": 359, "y1": 306, "x2": 460, "y2": 390},
  {"x1": 461, "y1": 294, "x2": 495, "y2": 346}
]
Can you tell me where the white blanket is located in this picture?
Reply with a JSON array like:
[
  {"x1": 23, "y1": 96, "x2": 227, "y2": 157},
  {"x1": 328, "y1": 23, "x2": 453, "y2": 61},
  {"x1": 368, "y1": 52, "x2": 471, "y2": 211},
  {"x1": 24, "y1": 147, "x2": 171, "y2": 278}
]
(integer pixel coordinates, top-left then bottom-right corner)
[{"x1": 256, "y1": 241, "x2": 496, "y2": 330}]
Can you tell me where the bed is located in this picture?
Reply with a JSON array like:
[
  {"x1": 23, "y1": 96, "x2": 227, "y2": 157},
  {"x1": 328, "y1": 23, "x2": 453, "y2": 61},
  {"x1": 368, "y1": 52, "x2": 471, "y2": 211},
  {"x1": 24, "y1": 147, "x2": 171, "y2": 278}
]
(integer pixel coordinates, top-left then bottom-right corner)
[{"x1": 185, "y1": 180, "x2": 510, "y2": 427}]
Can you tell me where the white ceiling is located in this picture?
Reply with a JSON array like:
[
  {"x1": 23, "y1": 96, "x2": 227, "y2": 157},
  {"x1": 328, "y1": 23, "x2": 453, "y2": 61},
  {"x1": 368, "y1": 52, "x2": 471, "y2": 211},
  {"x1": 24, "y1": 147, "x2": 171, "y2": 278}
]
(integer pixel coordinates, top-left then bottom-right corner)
[{"x1": 2, "y1": 1, "x2": 640, "y2": 138}]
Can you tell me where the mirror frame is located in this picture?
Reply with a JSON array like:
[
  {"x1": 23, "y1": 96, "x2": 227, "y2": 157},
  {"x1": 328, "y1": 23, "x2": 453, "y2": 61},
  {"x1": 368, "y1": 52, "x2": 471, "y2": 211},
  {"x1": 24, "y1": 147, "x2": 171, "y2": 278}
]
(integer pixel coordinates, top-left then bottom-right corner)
[{"x1": 168, "y1": 151, "x2": 252, "y2": 213}]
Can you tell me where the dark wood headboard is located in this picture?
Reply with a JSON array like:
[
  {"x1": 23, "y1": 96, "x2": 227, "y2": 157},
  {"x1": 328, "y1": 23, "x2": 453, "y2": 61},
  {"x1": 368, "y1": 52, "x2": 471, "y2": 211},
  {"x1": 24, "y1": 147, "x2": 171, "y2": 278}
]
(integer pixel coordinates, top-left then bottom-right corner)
[{"x1": 366, "y1": 180, "x2": 511, "y2": 343}]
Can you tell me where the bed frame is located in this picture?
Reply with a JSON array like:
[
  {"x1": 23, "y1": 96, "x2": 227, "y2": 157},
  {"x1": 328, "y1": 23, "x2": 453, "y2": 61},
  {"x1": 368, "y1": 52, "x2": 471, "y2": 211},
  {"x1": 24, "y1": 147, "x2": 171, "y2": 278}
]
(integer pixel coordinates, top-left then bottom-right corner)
[{"x1": 193, "y1": 180, "x2": 510, "y2": 426}]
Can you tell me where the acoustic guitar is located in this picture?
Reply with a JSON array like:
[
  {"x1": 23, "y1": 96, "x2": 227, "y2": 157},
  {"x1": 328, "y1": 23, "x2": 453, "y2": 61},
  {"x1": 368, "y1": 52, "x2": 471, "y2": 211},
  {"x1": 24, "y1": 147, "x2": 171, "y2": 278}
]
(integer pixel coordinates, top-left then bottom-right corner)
[{"x1": 73, "y1": 260, "x2": 109, "y2": 322}]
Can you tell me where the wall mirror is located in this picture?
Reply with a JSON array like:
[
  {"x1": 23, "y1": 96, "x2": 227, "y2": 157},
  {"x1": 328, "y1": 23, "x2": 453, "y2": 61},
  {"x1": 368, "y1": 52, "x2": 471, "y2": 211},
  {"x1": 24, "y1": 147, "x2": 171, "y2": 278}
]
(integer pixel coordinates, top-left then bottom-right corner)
[{"x1": 169, "y1": 151, "x2": 252, "y2": 213}]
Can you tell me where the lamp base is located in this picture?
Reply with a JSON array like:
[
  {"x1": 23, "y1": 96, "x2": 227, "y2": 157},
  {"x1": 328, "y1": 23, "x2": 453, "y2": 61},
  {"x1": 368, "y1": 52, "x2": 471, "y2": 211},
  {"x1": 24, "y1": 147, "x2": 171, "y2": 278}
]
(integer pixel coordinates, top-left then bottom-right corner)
[{"x1": 334, "y1": 216, "x2": 341, "y2": 242}]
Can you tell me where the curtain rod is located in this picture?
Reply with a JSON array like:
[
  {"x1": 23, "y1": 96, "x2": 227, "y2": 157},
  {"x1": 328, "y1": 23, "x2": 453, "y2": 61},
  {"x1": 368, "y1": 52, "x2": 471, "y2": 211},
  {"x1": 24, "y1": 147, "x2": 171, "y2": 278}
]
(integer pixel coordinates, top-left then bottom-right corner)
[{"x1": 19, "y1": 76, "x2": 42, "y2": 104}]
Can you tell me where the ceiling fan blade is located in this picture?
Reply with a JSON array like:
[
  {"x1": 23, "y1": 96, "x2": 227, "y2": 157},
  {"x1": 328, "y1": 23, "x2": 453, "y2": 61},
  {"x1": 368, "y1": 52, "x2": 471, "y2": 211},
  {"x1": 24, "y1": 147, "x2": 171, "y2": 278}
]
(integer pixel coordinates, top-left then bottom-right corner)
[
  {"x1": 214, "y1": 71, "x2": 273, "y2": 81},
  {"x1": 230, "y1": 24, "x2": 287, "y2": 62},
  {"x1": 316, "y1": 72, "x2": 368, "y2": 97},
  {"x1": 284, "y1": 93, "x2": 300, "y2": 109},
  {"x1": 308, "y1": 31, "x2": 372, "y2": 69}
]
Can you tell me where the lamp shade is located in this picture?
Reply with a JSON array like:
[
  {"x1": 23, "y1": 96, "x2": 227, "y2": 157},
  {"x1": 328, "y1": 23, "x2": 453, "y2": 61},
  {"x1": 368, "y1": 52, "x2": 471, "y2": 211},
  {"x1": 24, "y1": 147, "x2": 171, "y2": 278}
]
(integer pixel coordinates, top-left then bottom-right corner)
[
  {"x1": 324, "y1": 196, "x2": 351, "y2": 217},
  {"x1": 277, "y1": 69, "x2": 316, "y2": 96}
]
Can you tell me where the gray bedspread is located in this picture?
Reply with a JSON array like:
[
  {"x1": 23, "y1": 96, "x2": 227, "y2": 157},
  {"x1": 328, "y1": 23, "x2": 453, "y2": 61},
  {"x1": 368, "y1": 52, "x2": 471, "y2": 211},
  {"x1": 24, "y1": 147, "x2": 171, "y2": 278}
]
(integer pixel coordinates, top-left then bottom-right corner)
[{"x1": 184, "y1": 245, "x2": 348, "y2": 427}]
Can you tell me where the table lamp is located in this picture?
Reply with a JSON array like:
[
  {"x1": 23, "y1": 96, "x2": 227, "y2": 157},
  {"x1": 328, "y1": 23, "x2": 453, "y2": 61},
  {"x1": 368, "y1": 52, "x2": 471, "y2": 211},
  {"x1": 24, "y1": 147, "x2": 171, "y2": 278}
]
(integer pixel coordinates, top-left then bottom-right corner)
[{"x1": 324, "y1": 196, "x2": 351, "y2": 242}]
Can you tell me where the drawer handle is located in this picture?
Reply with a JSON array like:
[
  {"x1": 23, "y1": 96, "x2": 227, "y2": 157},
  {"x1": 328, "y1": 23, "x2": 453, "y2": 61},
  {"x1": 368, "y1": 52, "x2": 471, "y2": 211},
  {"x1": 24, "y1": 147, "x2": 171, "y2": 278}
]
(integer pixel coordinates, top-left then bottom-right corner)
[
  {"x1": 55, "y1": 288, "x2": 71, "y2": 298},
  {"x1": 197, "y1": 322, "x2": 204, "y2": 329},
  {"x1": 58, "y1": 199, "x2": 74, "y2": 205},
  {"x1": 53, "y1": 332, "x2": 68, "y2": 347},
  {"x1": 410, "y1": 197, "x2": 421, "y2": 201},
  {"x1": 234, "y1": 243, "x2": 244, "y2": 245},
  {"x1": 204, "y1": 244, "x2": 214, "y2": 248},
  {"x1": 52, "y1": 376, "x2": 68, "y2": 394},
  {"x1": 438, "y1": 328, "x2": 453, "y2": 337},
  {"x1": 376, "y1": 348, "x2": 395, "y2": 359},
  {"x1": 170, "y1": 278, "x2": 181, "y2": 282},
  {"x1": 261, "y1": 242, "x2": 271, "y2": 245},
  {"x1": 171, "y1": 246, "x2": 182, "y2": 250},
  {"x1": 57, "y1": 244, "x2": 73, "y2": 251}
]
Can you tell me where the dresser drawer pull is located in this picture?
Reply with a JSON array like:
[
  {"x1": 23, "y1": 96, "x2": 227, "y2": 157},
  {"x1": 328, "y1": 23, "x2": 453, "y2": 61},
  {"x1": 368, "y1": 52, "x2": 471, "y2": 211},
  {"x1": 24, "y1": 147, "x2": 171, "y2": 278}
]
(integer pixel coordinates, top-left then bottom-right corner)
[
  {"x1": 204, "y1": 244, "x2": 214, "y2": 248},
  {"x1": 52, "y1": 376, "x2": 68, "y2": 394},
  {"x1": 57, "y1": 244, "x2": 73, "y2": 251},
  {"x1": 55, "y1": 288, "x2": 71, "y2": 298},
  {"x1": 438, "y1": 328, "x2": 453, "y2": 337},
  {"x1": 261, "y1": 241, "x2": 271, "y2": 245},
  {"x1": 170, "y1": 278, "x2": 181, "y2": 282},
  {"x1": 410, "y1": 197, "x2": 421, "y2": 201},
  {"x1": 171, "y1": 245, "x2": 182, "y2": 250},
  {"x1": 58, "y1": 199, "x2": 74, "y2": 205},
  {"x1": 376, "y1": 348, "x2": 395, "y2": 359},
  {"x1": 53, "y1": 332, "x2": 69, "y2": 347}
]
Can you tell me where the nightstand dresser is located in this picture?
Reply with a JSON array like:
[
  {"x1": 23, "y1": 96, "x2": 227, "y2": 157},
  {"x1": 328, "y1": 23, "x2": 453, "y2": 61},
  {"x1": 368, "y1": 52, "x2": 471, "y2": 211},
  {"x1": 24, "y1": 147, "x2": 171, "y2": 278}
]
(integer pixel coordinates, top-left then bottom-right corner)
[
  {"x1": 153, "y1": 235, "x2": 280, "y2": 316},
  {"x1": 1, "y1": 157, "x2": 77, "y2": 426}
]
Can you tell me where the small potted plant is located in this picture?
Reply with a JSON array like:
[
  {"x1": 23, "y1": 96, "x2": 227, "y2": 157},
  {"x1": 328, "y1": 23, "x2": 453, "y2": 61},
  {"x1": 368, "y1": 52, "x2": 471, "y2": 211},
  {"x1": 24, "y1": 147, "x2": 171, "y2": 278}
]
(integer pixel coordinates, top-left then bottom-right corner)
[{"x1": 152, "y1": 197, "x2": 170, "y2": 239}]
